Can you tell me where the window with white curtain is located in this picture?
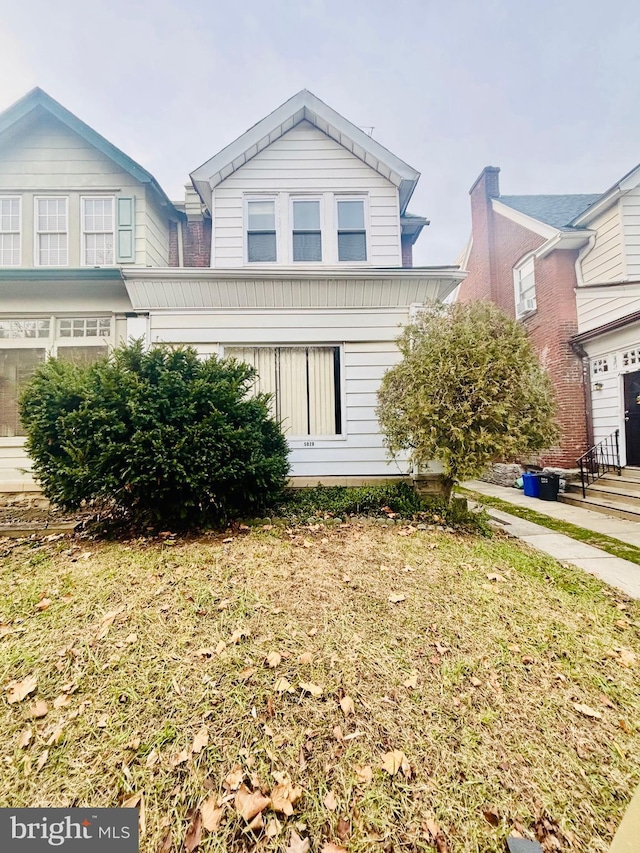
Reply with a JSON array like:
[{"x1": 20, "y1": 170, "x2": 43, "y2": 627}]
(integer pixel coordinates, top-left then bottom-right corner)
[
  {"x1": 225, "y1": 345, "x2": 341, "y2": 436},
  {"x1": 35, "y1": 197, "x2": 68, "y2": 266},
  {"x1": 82, "y1": 197, "x2": 115, "y2": 265},
  {"x1": 0, "y1": 197, "x2": 21, "y2": 266}
]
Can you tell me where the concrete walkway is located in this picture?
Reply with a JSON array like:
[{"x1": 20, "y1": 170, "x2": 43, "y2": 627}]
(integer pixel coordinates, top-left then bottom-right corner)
[{"x1": 463, "y1": 480, "x2": 640, "y2": 599}]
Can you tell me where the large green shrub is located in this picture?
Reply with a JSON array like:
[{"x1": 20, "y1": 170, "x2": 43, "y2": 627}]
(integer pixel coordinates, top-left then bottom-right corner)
[
  {"x1": 19, "y1": 342, "x2": 290, "y2": 528},
  {"x1": 377, "y1": 301, "x2": 559, "y2": 499}
]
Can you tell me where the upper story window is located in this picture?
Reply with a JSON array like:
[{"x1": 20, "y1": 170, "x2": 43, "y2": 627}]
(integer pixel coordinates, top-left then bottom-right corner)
[
  {"x1": 337, "y1": 199, "x2": 367, "y2": 262},
  {"x1": 292, "y1": 199, "x2": 321, "y2": 262},
  {"x1": 247, "y1": 199, "x2": 277, "y2": 263},
  {"x1": 514, "y1": 257, "x2": 536, "y2": 317},
  {"x1": 0, "y1": 197, "x2": 21, "y2": 266},
  {"x1": 35, "y1": 197, "x2": 68, "y2": 266},
  {"x1": 82, "y1": 197, "x2": 115, "y2": 265}
]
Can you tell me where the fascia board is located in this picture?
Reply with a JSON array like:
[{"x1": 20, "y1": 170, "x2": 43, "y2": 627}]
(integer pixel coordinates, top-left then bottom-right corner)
[{"x1": 491, "y1": 199, "x2": 558, "y2": 239}]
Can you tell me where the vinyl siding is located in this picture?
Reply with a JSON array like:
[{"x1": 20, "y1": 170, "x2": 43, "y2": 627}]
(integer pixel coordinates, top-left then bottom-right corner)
[
  {"x1": 149, "y1": 310, "x2": 408, "y2": 477},
  {"x1": 576, "y1": 283, "x2": 640, "y2": 334},
  {"x1": 0, "y1": 115, "x2": 169, "y2": 267},
  {"x1": 0, "y1": 442, "x2": 37, "y2": 493},
  {"x1": 212, "y1": 121, "x2": 401, "y2": 268},
  {"x1": 580, "y1": 203, "x2": 624, "y2": 284},
  {"x1": 622, "y1": 188, "x2": 640, "y2": 279}
]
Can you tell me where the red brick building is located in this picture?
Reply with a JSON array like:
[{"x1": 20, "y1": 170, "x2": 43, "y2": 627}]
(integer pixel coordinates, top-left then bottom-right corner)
[{"x1": 457, "y1": 166, "x2": 600, "y2": 468}]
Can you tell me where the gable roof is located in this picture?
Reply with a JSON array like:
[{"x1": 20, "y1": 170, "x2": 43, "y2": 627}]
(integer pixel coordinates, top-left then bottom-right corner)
[
  {"x1": 0, "y1": 88, "x2": 181, "y2": 218},
  {"x1": 190, "y1": 90, "x2": 420, "y2": 214},
  {"x1": 497, "y1": 194, "x2": 601, "y2": 229}
]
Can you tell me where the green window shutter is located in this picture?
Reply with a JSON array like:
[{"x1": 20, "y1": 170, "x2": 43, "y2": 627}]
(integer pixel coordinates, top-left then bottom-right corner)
[{"x1": 116, "y1": 197, "x2": 135, "y2": 263}]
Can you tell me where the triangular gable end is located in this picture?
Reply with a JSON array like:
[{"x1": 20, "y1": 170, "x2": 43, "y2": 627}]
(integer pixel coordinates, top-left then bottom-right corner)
[
  {"x1": 190, "y1": 90, "x2": 420, "y2": 214},
  {"x1": 0, "y1": 88, "x2": 180, "y2": 218}
]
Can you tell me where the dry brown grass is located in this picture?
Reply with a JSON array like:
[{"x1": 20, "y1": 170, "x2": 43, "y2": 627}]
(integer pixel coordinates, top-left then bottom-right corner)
[{"x1": 1, "y1": 522, "x2": 639, "y2": 853}]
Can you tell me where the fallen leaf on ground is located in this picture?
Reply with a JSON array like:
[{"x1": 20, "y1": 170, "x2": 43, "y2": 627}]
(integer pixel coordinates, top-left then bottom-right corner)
[
  {"x1": 573, "y1": 703, "x2": 602, "y2": 719},
  {"x1": 486, "y1": 573, "x2": 506, "y2": 582},
  {"x1": 234, "y1": 784, "x2": 271, "y2": 821},
  {"x1": 337, "y1": 816, "x2": 351, "y2": 841},
  {"x1": 321, "y1": 844, "x2": 348, "y2": 853},
  {"x1": 96, "y1": 713, "x2": 108, "y2": 728},
  {"x1": 53, "y1": 694, "x2": 72, "y2": 709},
  {"x1": 302, "y1": 540, "x2": 314, "y2": 548},
  {"x1": 169, "y1": 749, "x2": 190, "y2": 768},
  {"x1": 470, "y1": 677, "x2": 482, "y2": 687},
  {"x1": 30, "y1": 700, "x2": 48, "y2": 718},
  {"x1": 299, "y1": 681, "x2": 323, "y2": 698},
  {"x1": 217, "y1": 599, "x2": 230, "y2": 611},
  {"x1": 388, "y1": 593, "x2": 406, "y2": 603},
  {"x1": 286, "y1": 830, "x2": 310, "y2": 853},
  {"x1": 615, "y1": 647, "x2": 637, "y2": 667},
  {"x1": 95, "y1": 608, "x2": 124, "y2": 640},
  {"x1": 36, "y1": 750, "x2": 49, "y2": 772},
  {"x1": 265, "y1": 817, "x2": 282, "y2": 838},
  {"x1": 47, "y1": 726, "x2": 65, "y2": 746},
  {"x1": 599, "y1": 693, "x2": 616, "y2": 709},
  {"x1": 482, "y1": 807, "x2": 500, "y2": 826},
  {"x1": 267, "y1": 651, "x2": 282, "y2": 668},
  {"x1": 157, "y1": 828, "x2": 172, "y2": 853},
  {"x1": 354, "y1": 764, "x2": 373, "y2": 784},
  {"x1": 200, "y1": 797, "x2": 225, "y2": 832},
  {"x1": 381, "y1": 749, "x2": 411, "y2": 777},
  {"x1": 404, "y1": 673, "x2": 419, "y2": 689},
  {"x1": 18, "y1": 728, "x2": 32, "y2": 748},
  {"x1": 238, "y1": 667, "x2": 256, "y2": 682},
  {"x1": 36, "y1": 598, "x2": 52, "y2": 611},
  {"x1": 270, "y1": 777, "x2": 302, "y2": 816},
  {"x1": 339, "y1": 695, "x2": 354, "y2": 717},
  {"x1": 323, "y1": 790, "x2": 338, "y2": 811},
  {"x1": 184, "y1": 812, "x2": 202, "y2": 852},
  {"x1": 145, "y1": 749, "x2": 159, "y2": 768},
  {"x1": 6, "y1": 674, "x2": 37, "y2": 703},
  {"x1": 224, "y1": 765, "x2": 244, "y2": 790},
  {"x1": 423, "y1": 817, "x2": 448, "y2": 853},
  {"x1": 298, "y1": 652, "x2": 313, "y2": 665},
  {"x1": 274, "y1": 677, "x2": 293, "y2": 693},
  {"x1": 191, "y1": 726, "x2": 209, "y2": 753}
]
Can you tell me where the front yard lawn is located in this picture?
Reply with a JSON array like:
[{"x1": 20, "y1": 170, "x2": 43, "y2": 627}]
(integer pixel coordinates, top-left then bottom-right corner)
[{"x1": 1, "y1": 523, "x2": 639, "y2": 852}]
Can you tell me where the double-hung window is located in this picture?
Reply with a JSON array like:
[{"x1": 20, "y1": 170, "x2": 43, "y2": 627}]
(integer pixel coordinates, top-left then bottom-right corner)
[
  {"x1": 514, "y1": 257, "x2": 536, "y2": 317},
  {"x1": 337, "y1": 199, "x2": 367, "y2": 262},
  {"x1": 0, "y1": 197, "x2": 21, "y2": 266},
  {"x1": 292, "y1": 199, "x2": 321, "y2": 262},
  {"x1": 35, "y1": 197, "x2": 68, "y2": 266},
  {"x1": 82, "y1": 197, "x2": 115, "y2": 265},
  {"x1": 247, "y1": 199, "x2": 277, "y2": 262},
  {"x1": 225, "y1": 345, "x2": 341, "y2": 436}
]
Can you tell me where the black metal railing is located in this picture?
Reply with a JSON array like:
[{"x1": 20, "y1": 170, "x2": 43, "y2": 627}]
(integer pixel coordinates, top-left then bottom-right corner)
[{"x1": 577, "y1": 429, "x2": 621, "y2": 498}]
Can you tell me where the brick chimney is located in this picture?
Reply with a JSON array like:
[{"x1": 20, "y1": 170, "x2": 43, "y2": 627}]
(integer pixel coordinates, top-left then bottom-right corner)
[{"x1": 467, "y1": 166, "x2": 500, "y2": 302}]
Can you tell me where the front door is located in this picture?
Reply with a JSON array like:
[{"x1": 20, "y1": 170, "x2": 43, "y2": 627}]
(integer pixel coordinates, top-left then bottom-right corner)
[{"x1": 623, "y1": 370, "x2": 640, "y2": 465}]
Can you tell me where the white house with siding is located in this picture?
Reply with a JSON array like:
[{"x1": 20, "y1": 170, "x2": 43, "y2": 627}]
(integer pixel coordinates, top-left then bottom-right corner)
[
  {"x1": 0, "y1": 88, "x2": 463, "y2": 495},
  {"x1": 572, "y1": 161, "x2": 640, "y2": 469}
]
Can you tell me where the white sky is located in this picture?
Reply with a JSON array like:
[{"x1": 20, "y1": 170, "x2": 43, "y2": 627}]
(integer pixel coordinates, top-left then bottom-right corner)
[{"x1": 2, "y1": 0, "x2": 639, "y2": 265}]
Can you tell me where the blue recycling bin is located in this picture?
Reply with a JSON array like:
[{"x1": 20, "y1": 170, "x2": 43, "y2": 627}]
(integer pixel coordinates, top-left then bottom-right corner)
[{"x1": 522, "y1": 472, "x2": 540, "y2": 498}]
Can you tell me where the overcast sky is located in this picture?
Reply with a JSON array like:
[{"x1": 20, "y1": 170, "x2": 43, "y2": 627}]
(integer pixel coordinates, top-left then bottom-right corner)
[{"x1": 2, "y1": 0, "x2": 639, "y2": 265}]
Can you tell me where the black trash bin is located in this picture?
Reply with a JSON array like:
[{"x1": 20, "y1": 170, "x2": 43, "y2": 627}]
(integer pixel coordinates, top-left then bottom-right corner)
[{"x1": 538, "y1": 473, "x2": 559, "y2": 501}]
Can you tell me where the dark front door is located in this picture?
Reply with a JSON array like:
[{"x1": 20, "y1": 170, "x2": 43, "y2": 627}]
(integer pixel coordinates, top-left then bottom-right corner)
[{"x1": 624, "y1": 370, "x2": 640, "y2": 465}]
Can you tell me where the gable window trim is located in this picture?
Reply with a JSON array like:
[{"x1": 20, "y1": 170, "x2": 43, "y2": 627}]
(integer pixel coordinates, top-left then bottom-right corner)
[
  {"x1": 0, "y1": 195, "x2": 21, "y2": 267},
  {"x1": 222, "y1": 342, "x2": 345, "y2": 440},
  {"x1": 34, "y1": 195, "x2": 69, "y2": 267},
  {"x1": 336, "y1": 195, "x2": 369, "y2": 263},
  {"x1": 290, "y1": 195, "x2": 323, "y2": 264},
  {"x1": 244, "y1": 195, "x2": 279, "y2": 264},
  {"x1": 513, "y1": 254, "x2": 537, "y2": 318},
  {"x1": 81, "y1": 195, "x2": 116, "y2": 267}
]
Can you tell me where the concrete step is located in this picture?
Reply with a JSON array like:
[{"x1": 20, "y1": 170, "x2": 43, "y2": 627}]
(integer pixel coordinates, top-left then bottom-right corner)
[
  {"x1": 598, "y1": 473, "x2": 640, "y2": 493},
  {"x1": 559, "y1": 492, "x2": 640, "y2": 522},
  {"x1": 566, "y1": 481, "x2": 640, "y2": 507}
]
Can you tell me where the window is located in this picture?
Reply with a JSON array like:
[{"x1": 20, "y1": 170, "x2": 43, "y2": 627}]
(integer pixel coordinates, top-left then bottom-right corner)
[
  {"x1": 35, "y1": 197, "x2": 68, "y2": 266},
  {"x1": 592, "y1": 358, "x2": 610, "y2": 375},
  {"x1": 292, "y1": 199, "x2": 321, "y2": 262},
  {"x1": 247, "y1": 199, "x2": 277, "y2": 262},
  {"x1": 82, "y1": 197, "x2": 115, "y2": 265},
  {"x1": 0, "y1": 316, "x2": 112, "y2": 437},
  {"x1": 0, "y1": 197, "x2": 20, "y2": 266},
  {"x1": 225, "y1": 345, "x2": 341, "y2": 436},
  {"x1": 514, "y1": 258, "x2": 536, "y2": 316},
  {"x1": 337, "y1": 199, "x2": 366, "y2": 262}
]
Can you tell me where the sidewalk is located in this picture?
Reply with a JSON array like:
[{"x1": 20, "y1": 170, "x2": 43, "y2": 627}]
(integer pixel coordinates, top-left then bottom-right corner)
[{"x1": 463, "y1": 480, "x2": 640, "y2": 599}]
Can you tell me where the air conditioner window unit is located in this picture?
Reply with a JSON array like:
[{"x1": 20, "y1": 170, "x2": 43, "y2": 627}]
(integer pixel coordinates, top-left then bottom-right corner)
[{"x1": 518, "y1": 297, "x2": 536, "y2": 314}]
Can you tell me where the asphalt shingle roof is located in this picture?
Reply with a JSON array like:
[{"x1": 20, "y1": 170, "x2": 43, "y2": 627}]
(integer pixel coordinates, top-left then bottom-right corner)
[{"x1": 497, "y1": 194, "x2": 601, "y2": 229}]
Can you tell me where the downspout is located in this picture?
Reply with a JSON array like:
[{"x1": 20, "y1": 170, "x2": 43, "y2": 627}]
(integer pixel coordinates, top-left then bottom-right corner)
[
  {"x1": 572, "y1": 234, "x2": 597, "y2": 453},
  {"x1": 177, "y1": 219, "x2": 184, "y2": 267}
]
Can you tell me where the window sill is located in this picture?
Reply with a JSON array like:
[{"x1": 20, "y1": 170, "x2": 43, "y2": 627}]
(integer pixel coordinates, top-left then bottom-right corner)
[{"x1": 516, "y1": 308, "x2": 538, "y2": 322}]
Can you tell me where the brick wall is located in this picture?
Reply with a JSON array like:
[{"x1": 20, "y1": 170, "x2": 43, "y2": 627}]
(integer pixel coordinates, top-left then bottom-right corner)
[
  {"x1": 183, "y1": 219, "x2": 211, "y2": 267},
  {"x1": 168, "y1": 222, "x2": 179, "y2": 267},
  {"x1": 458, "y1": 167, "x2": 588, "y2": 467}
]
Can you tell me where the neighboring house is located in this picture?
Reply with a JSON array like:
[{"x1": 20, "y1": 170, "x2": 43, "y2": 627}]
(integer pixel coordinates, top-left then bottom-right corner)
[
  {"x1": 0, "y1": 88, "x2": 464, "y2": 495},
  {"x1": 570, "y1": 160, "x2": 640, "y2": 470},
  {"x1": 457, "y1": 166, "x2": 600, "y2": 469}
]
